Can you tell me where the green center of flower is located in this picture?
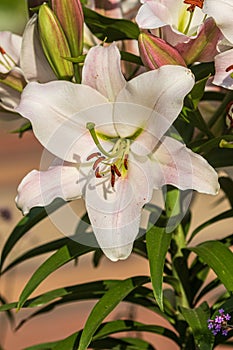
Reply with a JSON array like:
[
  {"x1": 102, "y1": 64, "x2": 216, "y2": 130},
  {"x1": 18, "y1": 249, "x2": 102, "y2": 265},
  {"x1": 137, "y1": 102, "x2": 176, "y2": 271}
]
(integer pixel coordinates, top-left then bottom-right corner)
[
  {"x1": 178, "y1": 0, "x2": 205, "y2": 35},
  {"x1": 0, "y1": 46, "x2": 17, "y2": 71},
  {"x1": 86, "y1": 122, "x2": 130, "y2": 187}
]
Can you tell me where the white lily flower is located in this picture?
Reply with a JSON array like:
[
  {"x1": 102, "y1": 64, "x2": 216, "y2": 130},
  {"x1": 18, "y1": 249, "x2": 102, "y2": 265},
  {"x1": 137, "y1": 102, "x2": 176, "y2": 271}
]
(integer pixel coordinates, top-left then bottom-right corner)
[
  {"x1": 15, "y1": 43, "x2": 219, "y2": 261},
  {"x1": 213, "y1": 49, "x2": 233, "y2": 90},
  {"x1": 0, "y1": 16, "x2": 56, "y2": 115},
  {"x1": 136, "y1": 0, "x2": 233, "y2": 46}
]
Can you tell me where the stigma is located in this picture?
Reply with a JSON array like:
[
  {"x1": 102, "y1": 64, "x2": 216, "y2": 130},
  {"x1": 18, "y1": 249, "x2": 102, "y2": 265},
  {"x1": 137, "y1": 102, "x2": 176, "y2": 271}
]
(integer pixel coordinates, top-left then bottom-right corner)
[{"x1": 183, "y1": 0, "x2": 204, "y2": 11}]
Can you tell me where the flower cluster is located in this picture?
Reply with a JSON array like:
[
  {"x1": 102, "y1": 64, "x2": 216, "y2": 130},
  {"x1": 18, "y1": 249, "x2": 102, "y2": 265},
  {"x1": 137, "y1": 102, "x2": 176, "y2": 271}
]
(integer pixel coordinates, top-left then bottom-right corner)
[{"x1": 208, "y1": 309, "x2": 232, "y2": 336}]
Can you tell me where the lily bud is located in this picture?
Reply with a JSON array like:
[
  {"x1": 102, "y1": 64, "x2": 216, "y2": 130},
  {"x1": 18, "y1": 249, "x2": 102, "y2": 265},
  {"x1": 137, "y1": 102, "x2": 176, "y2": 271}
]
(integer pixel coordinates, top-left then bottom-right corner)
[
  {"x1": 138, "y1": 32, "x2": 186, "y2": 69},
  {"x1": 52, "y1": 0, "x2": 84, "y2": 58},
  {"x1": 38, "y1": 3, "x2": 74, "y2": 80}
]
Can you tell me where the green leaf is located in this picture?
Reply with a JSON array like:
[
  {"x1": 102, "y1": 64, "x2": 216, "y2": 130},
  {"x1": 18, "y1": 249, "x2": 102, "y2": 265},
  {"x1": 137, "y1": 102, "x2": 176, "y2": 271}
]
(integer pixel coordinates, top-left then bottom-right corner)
[
  {"x1": 189, "y1": 75, "x2": 210, "y2": 109},
  {"x1": 1, "y1": 237, "x2": 70, "y2": 274},
  {"x1": 93, "y1": 320, "x2": 180, "y2": 345},
  {"x1": 77, "y1": 276, "x2": 150, "y2": 350},
  {"x1": 83, "y1": 6, "x2": 140, "y2": 42},
  {"x1": 219, "y1": 176, "x2": 233, "y2": 208},
  {"x1": 146, "y1": 226, "x2": 172, "y2": 311},
  {"x1": 52, "y1": 320, "x2": 179, "y2": 350},
  {"x1": 120, "y1": 51, "x2": 143, "y2": 66},
  {"x1": 0, "y1": 199, "x2": 65, "y2": 272},
  {"x1": 180, "y1": 302, "x2": 214, "y2": 350},
  {"x1": 189, "y1": 241, "x2": 233, "y2": 292},
  {"x1": 188, "y1": 209, "x2": 233, "y2": 243},
  {"x1": 17, "y1": 242, "x2": 93, "y2": 310},
  {"x1": 190, "y1": 62, "x2": 215, "y2": 81},
  {"x1": 205, "y1": 147, "x2": 233, "y2": 168},
  {"x1": 190, "y1": 134, "x2": 233, "y2": 154}
]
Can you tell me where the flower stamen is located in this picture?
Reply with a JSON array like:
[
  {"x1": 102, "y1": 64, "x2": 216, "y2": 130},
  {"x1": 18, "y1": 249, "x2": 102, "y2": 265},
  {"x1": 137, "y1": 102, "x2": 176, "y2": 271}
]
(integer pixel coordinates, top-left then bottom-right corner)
[
  {"x1": 86, "y1": 123, "x2": 130, "y2": 187},
  {"x1": 0, "y1": 46, "x2": 17, "y2": 71}
]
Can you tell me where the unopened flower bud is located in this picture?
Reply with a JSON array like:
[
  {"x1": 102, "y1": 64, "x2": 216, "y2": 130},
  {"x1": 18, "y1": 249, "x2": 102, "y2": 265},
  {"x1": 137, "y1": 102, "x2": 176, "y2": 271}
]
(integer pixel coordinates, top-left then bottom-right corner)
[
  {"x1": 52, "y1": 0, "x2": 84, "y2": 57},
  {"x1": 138, "y1": 32, "x2": 186, "y2": 69},
  {"x1": 38, "y1": 3, "x2": 74, "y2": 80}
]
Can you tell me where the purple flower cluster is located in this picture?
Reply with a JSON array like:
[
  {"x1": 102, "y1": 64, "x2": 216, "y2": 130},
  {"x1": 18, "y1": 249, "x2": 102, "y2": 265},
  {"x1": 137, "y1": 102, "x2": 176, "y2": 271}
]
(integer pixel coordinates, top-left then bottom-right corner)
[{"x1": 208, "y1": 309, "x2": 231, "y2": 336}]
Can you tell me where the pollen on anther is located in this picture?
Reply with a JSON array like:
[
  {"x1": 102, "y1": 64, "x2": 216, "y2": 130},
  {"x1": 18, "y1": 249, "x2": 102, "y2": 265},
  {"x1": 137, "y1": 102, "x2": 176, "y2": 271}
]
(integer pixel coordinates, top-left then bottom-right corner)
[
  {"x1": 0, "y1": 47, "x2": 6, "y2": 55},
  {"x1": 226, "y1": 65, "x2": 233, "y2": 72},
  {"x1": 86, "y1": 152, "x2": 101, "y2": 161},
  {"x1": 93, "y1": 156, "x2": 106, "y2": 170},
  {"x1": 110, "y1": 166, "x2": 116, "y2": 187},
  {"x1": 124, "y1": 155, "x2": 128, "y2": 170},
  {"x1": 113, "y1": 164, "x2": 121, "y2": 177},
  {"x1": 95, "y1": 167, "x2": 103, "y2": 178}
]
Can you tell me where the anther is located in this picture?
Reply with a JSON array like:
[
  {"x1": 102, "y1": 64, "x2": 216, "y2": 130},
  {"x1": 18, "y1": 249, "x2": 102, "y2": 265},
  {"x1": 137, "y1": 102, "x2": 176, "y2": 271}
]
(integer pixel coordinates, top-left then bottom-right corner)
[
  {"x1": 226, "y1": 65, "x2": 233, "y2": 73},
  {"x1": 86, "y1": 152, "x2": 101, "y2": 161},
  {"x1": 112, "y1": 164, "x2": 121, "y2": 177},
  {"x1": 110, "y1": 166, "x2": 116, "y2": 187},
  {"x1": 93, "y1": 156, "x2": 106, "y2": 170},
  {"x1": 95, "y1": 167, "x2": 103, "y2": 178},
  {"x1": 0, "y1": 47, "x2": 6, "y2": 55},
  {"x1": 124, "y1": 154, "x2": 128, "y2": 170}
]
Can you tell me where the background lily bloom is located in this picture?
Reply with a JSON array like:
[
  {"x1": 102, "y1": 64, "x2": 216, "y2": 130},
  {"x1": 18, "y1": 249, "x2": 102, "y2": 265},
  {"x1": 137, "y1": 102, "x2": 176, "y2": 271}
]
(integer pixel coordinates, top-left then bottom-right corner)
[
  {"x1": 0, "y1": 16, "x2": 56, "y2": 116},
  {"x1": 213, "y1": 48, "x2": 233, "y2": 90},
  {"x1": 15, "y1": 43, "x2": 219, "y2": 261},
  {"x1": 135, "y1": 0, "x2": 232, "y2": 64}
]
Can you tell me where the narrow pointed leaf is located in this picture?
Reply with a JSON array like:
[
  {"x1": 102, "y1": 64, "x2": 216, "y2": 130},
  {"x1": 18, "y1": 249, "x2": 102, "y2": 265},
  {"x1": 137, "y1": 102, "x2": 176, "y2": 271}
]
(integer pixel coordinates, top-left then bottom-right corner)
[
  {"x1": 180, "y1": 302, "x2": 214, "y2": 350},
  {"x1": 83, "y1": 6, "x2": 139, "y2": 41},
  {"x1": 78, "y1": 276, "x2": 150, "y2": 350},
  {"x1": 0, "y1": 199, "x2": 64, "y2": 272},
  {"x1": 1, "y1": 237, "x2": 70, "y2": 274},
  {"x1": 189, "y1": 241, "x2": 233, "y2": 292},
  {"x1": 146, "y1": 226, "x2": 172, "y2": 311},
  {"x1": 17, "y1": 242, "x2": 93, "y2": 310},
  {"x1": 188, "y1": 209, "x2": 233, "y2": 243}
]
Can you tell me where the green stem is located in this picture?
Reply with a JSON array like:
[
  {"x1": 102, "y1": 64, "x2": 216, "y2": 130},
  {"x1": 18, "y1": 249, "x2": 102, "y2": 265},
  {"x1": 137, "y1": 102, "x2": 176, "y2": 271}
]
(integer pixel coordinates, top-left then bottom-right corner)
[
  {"x1": 165, "y1": 188, "x2": 190, "y2": 309},
  {"x1": 73, "y1": 63, "x2": 81, "y2": 83}
]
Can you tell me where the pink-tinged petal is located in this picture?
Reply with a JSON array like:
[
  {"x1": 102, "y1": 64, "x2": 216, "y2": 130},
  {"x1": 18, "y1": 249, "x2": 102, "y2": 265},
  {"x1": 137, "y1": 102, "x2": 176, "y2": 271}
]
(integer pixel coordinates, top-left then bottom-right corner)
[
  {"x1": 85, "y1": 153, "x2": 154, "y2": 261},
  {"x1": 116, "y1": 65, "x2": 194, "y2": 144},
  {"x1": 153, "y1": 136, "x2": 219, "y2": 195},
  {"x1": 136, "y1": 1, "x2": 171, "y2": 29},
  {"x1": 15, "y1": 81, "x2": 113, "y2": 162},
  {"x1": 16, "y1": 164, "x2": 84, "y2": 215},
  {"x1": 20, "y1": 15, "x2": 57, "y2": 83},
  {"x1": 82, "y1": 43, "x2": 126, "y2": 101},
  {"x1": 0, "y1": 31, "x2": 21, "y2": 73},
  {"x1": 213, "y1": 49, "x2": 233, "y2": 90},
  {"x1": 203, "y1": 0, "x2": 233, "y2": 44},
  {"x1": 176, "y1": 18, "x2": 222, "y2": 64}
]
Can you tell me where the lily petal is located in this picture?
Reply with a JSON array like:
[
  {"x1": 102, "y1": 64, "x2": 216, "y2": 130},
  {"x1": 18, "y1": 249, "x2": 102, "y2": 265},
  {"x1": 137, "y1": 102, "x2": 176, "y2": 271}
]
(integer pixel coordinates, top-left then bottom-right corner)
[
  {"x1": 16, "y1": 163, "x2": 83, "y2": 215},
  {"x1": 116, "y1": 65, "x2": 194, "y2": 144},
  {"x1": 213, "y1": 49, "x2": 233, "y2": 90},
  {"x1": 203, "y1": 0, "x2": 233, "y2": 44},
  {"x1": 85, "y1": 153, "x2": 154, "y2": 261},
  {"x1": 20, "y1": 14, "x2": 57, "y2": 83},
  {"x1": 0, "y1": 31, "x2": 21, "y2": 73},
  {"x1": 82, "y1": 43, "x2": 126, "y2": 101},
  {"x1": 153, "y1": 136, "x2": 219, "y2": 195},
  {"x1": 15, "y1": 81, "x2": 111, "y2": 161}
]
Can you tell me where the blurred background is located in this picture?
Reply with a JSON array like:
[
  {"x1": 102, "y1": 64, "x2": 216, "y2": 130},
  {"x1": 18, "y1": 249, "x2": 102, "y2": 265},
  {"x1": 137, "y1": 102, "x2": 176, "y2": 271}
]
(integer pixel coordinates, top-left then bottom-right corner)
[{"x1": 0, "y1": 1, "x2": 232, "y2": 349}]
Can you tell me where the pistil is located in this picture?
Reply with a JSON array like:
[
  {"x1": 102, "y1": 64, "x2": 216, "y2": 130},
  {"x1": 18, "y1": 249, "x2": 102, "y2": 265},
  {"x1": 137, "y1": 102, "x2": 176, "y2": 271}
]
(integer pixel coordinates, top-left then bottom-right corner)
[{"x1": 86, "y1": 122, "x2": 130, "y2": 187}]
